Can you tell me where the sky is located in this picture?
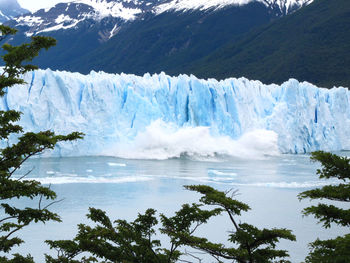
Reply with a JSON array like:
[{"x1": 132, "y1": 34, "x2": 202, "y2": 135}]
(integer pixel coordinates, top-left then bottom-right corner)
[{"x1": 17, "y1": 0, "x2": 72, "y2": 12}]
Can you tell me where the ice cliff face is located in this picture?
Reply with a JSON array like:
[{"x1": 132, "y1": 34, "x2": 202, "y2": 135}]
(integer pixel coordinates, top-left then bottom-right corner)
[{"x1": 1, "y1": 69, "x2": 349, "y2": 159}]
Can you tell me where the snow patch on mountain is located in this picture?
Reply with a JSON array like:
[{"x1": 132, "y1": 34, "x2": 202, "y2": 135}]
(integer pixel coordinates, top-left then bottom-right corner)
[
  {"x1": 156, "y1": 0, "x2": 252, "y2": 14},
  {"x1": 156, "y1": 0, "x2": 313, "y2": 14},
  {"x1": 13, "y1": 0, "x2": 145, "y2": 35},
  {"x1": 0, "y1": 0, "x2": 29, "y2": 22},
  {"x1": 36, "y1": 19, "x2": 82, "y2": 34},
  {"x1": 109, "y1": 23, "x2": 120, "y2": 38},
  {"x1": 9, "y1": 0, "x2": 314, "y2": 40},
  {"x1": 15, "y1": 15, "x2": 44, "y2": 26},
  {"x1": 0, "y1": 9, "x2": 10, "y2": 20},
  {"x1": 13, "y1": 0, "x2": 313, "y2": 33},
  {"x1": 73, "y1": 0, "x2": 142, "y2": 20},
  {"x1": 55, "y1": 14, "x2": 72, "y2": 23}
]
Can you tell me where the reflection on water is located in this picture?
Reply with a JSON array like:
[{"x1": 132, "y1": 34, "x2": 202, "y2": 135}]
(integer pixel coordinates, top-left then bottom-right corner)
[{"x1": 9, "y1": 153, "x2": 348, "y2": 262}]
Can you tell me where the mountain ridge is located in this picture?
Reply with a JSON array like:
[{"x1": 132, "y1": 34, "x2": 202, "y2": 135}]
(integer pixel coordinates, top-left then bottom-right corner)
[
  {"x1": 0, "y1": 0, "x2": 28, "y2": 22},
  {"x1": 11, "y1": 0, "x2": 311, "y2": 37},
  {"x1": 5, "y1": 0, "x2": 346, "y2": 89},
  {"x1": 6, "y1": 0, "x2": 303, "y2": 74},
  {"x1": 184, "y1": 0, "x2": 350, "y2": 88}
]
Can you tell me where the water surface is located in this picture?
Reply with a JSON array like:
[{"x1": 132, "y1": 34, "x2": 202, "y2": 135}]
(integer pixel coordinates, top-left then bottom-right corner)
[{"x1": 10, "y1": 154, "x2": 347, "y2": 262}]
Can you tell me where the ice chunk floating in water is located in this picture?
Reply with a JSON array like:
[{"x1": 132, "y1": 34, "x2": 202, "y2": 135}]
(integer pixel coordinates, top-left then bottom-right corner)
[{"x1": 1, "y1": 69, "x2": 350, "y2": 158}]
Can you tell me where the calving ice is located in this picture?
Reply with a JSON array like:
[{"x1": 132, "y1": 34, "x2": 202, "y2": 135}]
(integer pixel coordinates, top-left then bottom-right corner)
[{"x1": 1, "y1": 69, "x2": 349, "y2": 158}]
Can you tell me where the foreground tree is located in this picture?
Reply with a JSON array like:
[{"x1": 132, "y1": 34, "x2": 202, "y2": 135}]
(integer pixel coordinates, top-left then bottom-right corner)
[
  {"x1": 298, "y1": 151, "x2": 350, "y2": 262},
  {"x1": 0, "y1": 25, "x2": 83, "y2": 262},
  {"x1": 45, "y1": 204, "x2": 219, "y2": 263},
  {"x1": 47, "y1": 185, "x2": 295, "y2": 263},
  {"x1": 168, "y1": 185, "x2": 296, "y2": 263}
]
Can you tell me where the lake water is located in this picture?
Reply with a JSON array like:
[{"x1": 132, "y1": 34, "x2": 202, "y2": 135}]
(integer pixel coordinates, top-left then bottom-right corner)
[{"x1": 10, "y1": 153, "x2": 347, "y2": 263}]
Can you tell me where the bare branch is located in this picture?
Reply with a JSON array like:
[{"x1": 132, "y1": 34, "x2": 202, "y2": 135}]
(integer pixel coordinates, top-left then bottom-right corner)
[
  {"x1": 16, "y1": 167, "x2": 35, "y2": 181},
  {"x1": 8, "y1": 148, "x2": 45, "y2": 178},
  {"x1": 3, "y1": 222, "x2": 28, "y2": 242},
  {"x1": 180, "y1": 249, "x2": 204, "y2": 263},
  {"x1": 225, "y1": 207, "x2": 240, "y2": 232},
  {"x1": 42, "y1": 198, "x2": 64, "y2": 211},
  {"x1": 0, "y1": 215, "x2": 16, "y2": 223}
]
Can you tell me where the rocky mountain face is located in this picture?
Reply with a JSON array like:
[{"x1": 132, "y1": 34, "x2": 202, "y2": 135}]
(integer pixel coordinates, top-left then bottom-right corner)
[
  {"x1": 186, "y1": 0, "x2": 350, "y2": 88},
  {"x1": 4, "y1": 0, "x2": 312, "y2": 74},
  {"x1": 10, "y1": 0, "x2": 312, "y2": 39}
]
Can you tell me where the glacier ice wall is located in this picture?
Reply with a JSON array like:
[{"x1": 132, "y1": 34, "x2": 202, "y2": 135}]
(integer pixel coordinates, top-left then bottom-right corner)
[{"x1": 1, "y1": 69, "x2": 349, "y2": 158}]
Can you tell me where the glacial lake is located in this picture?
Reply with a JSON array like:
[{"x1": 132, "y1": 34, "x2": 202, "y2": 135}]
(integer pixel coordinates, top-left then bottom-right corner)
[{"x1": 10, "y1": 153, "x2": 348, "y2": 263}]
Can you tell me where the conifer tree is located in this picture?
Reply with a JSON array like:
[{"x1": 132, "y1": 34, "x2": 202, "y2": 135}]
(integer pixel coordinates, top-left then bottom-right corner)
[
  {"x1": 298, "y1": 151, "x2": 350, "y2": 263},
  {"x1": 0, "y1": 25, "x2": 83, "y2": 262}
]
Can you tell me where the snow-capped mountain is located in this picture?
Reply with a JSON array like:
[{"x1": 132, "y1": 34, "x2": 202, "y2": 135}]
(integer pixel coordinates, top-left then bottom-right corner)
[
  {"x1": 155, "y1": 0, "x2": 313, "y2": 15},
  {"x1": 3, "y1": 0, "x2": 315, "y2": 76},
  {"x1": 13, "y1": 0, "x2": 158, "y2": 40},
  {"x1": 11, "y1": 0, "x2": 312, "y2": 38},
  {"x1": 14, "y1": 2, "x2": 128, "y2": 38},
  {"x1": 0, "y1": 0, "x2": 28, "y2": 23}
]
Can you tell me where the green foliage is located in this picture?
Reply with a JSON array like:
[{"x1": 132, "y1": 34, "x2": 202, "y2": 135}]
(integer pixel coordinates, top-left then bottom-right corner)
[
  {"x1": 0, "y1": 24, "x2": 83, "y2": 261},
  {"x1": 46, "y1": 203, "x2": 218, "y2": 263},
  {"x1": 298, "y1": 151, "x2": 350, "y2": 262},
  {"x1": 0, "y1": 27, "x2": 56, "y2": 96},
  {"x1": 0, "y1": 254, "x2": 35, "y2": 263},
  {"x1": 187, "y1": 0, "x2": 350, "y2": 88},
  {"x1": 304, "y1": 234, "x2": 350, "y2": 263},
  {"x1": 47, "y1": 185, "x2": 295, "y2": 263},
  {"x1": 0, "y1": 25, "x2": 17, "y2": 39},
  {"x1": 167, "y1": 185, "x2": 296, "y2": 263}
]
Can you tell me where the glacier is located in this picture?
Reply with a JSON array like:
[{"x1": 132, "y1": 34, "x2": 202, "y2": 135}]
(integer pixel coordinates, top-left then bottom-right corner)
[{"x1": 1, "y1": 69, "x2": 350, "y2": 159}]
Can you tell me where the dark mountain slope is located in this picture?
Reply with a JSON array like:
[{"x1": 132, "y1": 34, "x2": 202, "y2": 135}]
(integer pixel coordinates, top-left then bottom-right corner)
[
  {"x1": 32, "y1": 17, "x2": 124, "y2": 71},
  {"x1": 186, "y1": 0, "x2": 350, "y2": 88},
  {"x1": 5, "y1": 2, "x2": 127, "y2": 71},
  {"x1": 4, "y1": 0, "x2": 314, "y2": 81},
  {"x1": 38, "y1": 2, "x2": 280, "y2": 74}
]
